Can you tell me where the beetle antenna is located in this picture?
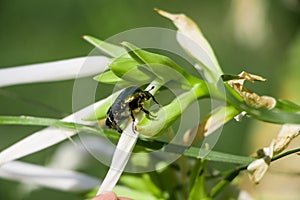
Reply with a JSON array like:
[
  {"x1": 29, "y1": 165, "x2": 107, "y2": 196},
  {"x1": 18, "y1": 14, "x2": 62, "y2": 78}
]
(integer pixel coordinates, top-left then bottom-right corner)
[
  {"x1": 147, "y1": 86, "x2": 155, "y2": 91},
  {"x1": 147, "y1": 86, "x2": 161, "y2": 107}
]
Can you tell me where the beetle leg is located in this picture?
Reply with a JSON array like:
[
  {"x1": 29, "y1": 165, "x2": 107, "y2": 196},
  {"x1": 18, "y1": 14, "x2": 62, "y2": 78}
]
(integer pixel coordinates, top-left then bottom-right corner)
[
  {"x1": 112, "y1": 120, "x2": 123, "y2": 133},
  {"x1": 130, "y1": 110, "x2": 137, "y2": 134},
  {"x1": 140, "y1": 106, "x2": 156, "y2": 118},
  {"x1": 151, "y1": 96, "x2": 161, "y2": 107},
  {"x1": 107, "y1": 118, "x2": 123, "y2": 133},
  {"x1": 115, "y1": 124, "x2": 123, "y2": 133}
]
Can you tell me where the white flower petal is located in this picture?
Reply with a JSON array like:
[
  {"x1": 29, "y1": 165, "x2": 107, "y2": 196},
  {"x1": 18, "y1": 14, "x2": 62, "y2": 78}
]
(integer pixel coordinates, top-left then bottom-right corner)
[
  {"x1": 0, "y1": 161, "x2": 99, "y2": 192},
  {"x1": 48, "y1": 135, "x2": 115, "y2": 170},
  {"x1": 277, "y1": 124, "x2": 300, "y2": 138},
  {"x1": 247, "y1": 141, "x2": 274, "y2": 184},
  {"x1": 184, "y1": 105, "x2": 240, "y2": 143},
  {"x1": 234, "y1": 111, "x2": 247, "y2": 122},
  {"x1": 247, "y1": 157, "x2": 270, "y2": 184},
  {"x1": 273, "y1": 124, "x2": 300, "y2": 154},
  {"x1": 203, "y1": 105, "x2": 240, "y2": 137},
  {"x1": 96, "y1": 84, "x2": 159, "y2": 195},
  {"x1": 156, "y1": 9, "x2": 223, "y2": 82},
  {"x1": 237, "y1": 190, "x2": 254, "y2": 200},
  {"x1": 97, "y1": 129, "x2": 138, "y2": 195},
  {"x1": 0, "y1": 96, "x2": 114, "y2": 165},
  {"x1": 0, "y1": 56, "x2": 110, "y2": 88},
  {"x1": 177, "y1": 36, "x2": 221, "y2": 82},
  {"x1": 247, "y1": 123, "x2": 300, "y2": 185},
  {"x1": 230, "y1": 0, "x2": 268, "y2": 48},
  {"x1": 0, "y1": 128, "x2": 78, "y2": 166}
]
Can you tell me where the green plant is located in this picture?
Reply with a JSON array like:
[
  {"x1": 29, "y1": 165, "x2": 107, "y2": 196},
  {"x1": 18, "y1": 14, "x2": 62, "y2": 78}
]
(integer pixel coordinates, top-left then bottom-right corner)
[{"x1": 0, "y1": 9, "x2": 299, "y2": 200}]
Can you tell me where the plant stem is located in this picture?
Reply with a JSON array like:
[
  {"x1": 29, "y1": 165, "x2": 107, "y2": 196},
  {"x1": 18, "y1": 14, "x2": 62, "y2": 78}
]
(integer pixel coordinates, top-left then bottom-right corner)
[
  {"x1": 209, "y1": 169, "x2": 239, "y2": 198},
  {"x1": 209, "y1": 147, "x2": 300, "y2": 198},
  {"x1": 272, "y1": 147, "x2": 300, "y2": 162}
]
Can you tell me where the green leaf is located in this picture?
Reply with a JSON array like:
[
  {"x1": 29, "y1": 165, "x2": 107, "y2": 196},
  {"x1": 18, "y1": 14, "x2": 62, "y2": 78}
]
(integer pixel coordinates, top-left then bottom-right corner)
[
  {"x1": 184, "y1": 147, "x2": 255, "y2": 165},
  {"x1": 93, "y1": 70, "x2": 123, "y2": 84},
  {"x1": 113, "y1": 185, "x2": 162, "y2": 200},
  {"x1": 121, "y1": 41, "x2": 202, "y2": 87},
  {"x1": 189, "y1": 160, "x2": 209, "y2": 200},
  {"x1": 0, "y1": 115, "x2": 77, "y2": 129},
  {"x1": 189, "y1": 159, "x2": 202, "y2": 191},
  {"x1": 0, "y1": 115, "x2": 256, "y2": 165},
  {"x1": 84, "y1": 90, "x2": 122, "y2": 121},
  {"x1": 84, "y1": 187, "x2": 98, "y2": 199},
  {"x1": 209, "y1": 169, "x2": 240, "y2": 198},
  {"x1": 82, "y1": 35, "x2": 126, "y2": 58},
  {"x1": 0, "y1": 115, "x2": 119, "y2": 139},
  {"x1": 220, "y1": 74, "x2": 241, "y2": 82},
  {"x1": 0, "y1": 114, "x2": 162, "y2": 151},
  {"x1": 223, "y1": 82, "x2": 300, "y2": 124},
  {"x1": 137, "y1": 84, "x2": 208, "y2": 137},
  {"x1": 109, "y1": 56, "x2": 155, "y2": 83},
  {"x1": 120, "y1": 174, "x2": 162, "y2": 197},
  {"x1": 276, "y1": 99, "x2": 300, "y2": 112},
  {"x1": 137, "y1": 138, "x2": 255, "y2": 165}
]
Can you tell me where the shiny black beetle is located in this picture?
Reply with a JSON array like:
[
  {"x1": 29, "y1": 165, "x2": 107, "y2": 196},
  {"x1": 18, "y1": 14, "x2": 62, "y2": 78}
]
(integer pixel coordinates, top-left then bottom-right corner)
[{"x1": 105, "y1": 86, "x2": 160, "y2": 133}]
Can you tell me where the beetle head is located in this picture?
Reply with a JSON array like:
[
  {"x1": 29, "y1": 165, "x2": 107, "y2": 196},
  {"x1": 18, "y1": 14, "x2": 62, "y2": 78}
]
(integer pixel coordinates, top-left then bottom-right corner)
[
  {"x1": 144, "y1": 86, "x2": 161, "y2": 106},
  {"x1": 142, "y1": 91, "x2": 154, "y2": 101}
]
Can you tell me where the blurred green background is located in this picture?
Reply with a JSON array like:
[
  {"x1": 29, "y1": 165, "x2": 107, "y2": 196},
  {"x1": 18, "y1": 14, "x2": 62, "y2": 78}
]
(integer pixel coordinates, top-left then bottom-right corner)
[{"x1": 0, "y1": 0, "x2": 300, "y2": 199}]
